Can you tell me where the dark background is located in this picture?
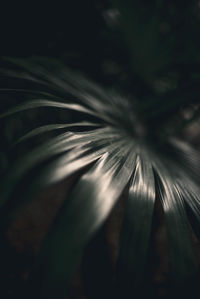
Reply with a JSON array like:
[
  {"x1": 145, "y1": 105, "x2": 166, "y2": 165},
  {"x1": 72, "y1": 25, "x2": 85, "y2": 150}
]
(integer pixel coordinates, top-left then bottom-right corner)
[
  {"x1": 0, "y1": 1, "x2": 128, "y2": 86},
  {"x1": 1, "y1": 1, "x2": 200, "y2": 109}
]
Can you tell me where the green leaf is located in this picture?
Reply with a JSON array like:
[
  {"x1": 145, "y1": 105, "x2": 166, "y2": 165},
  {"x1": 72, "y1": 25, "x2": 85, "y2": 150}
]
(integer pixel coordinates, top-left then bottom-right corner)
[
  {"x1": 170, "y1": 138, "x2": 200, "y2": 184},
  {"x1": 116, "y1": 151, "x2": 155, "y2": 295},
  {"x1": 174, "y1": 176, "x2": 200, "y2": 242},
  {"x1": 32, "y1": 142, "x2": 135, "y2": 298},
  {"x1": 1, "y1": 57, "x2": 136, "y2": 126},
  {"x1": 153, "y1": 162, "x2": 197, "y2": 290},
  {"x1": 0, "y1": 127, "x2": 117, "y2": 207},
  {"x1": 3, "y1": 137, "x2": 124, "y2": 225},
  {"x1": 15, "y1": 122, "x2": 101, "y2": 144},
  {"x1": 0, "y1": 99, "x2": 97, "y2": 119}
]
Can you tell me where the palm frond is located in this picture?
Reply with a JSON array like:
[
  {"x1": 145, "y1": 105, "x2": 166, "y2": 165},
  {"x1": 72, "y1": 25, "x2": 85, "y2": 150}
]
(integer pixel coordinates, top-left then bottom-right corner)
[
  {"x1": 116, "y1": 152, "x2": 155, "y2": 295},
  {"x1": 1, "y1": 58, "x2": 200, "y2": 298},
  {"x1": 33, "y1": 142, "x2": 135, "y2": 298}
]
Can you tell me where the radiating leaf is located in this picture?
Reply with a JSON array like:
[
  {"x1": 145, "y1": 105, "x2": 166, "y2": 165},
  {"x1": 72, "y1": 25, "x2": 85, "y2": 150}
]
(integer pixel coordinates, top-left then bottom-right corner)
[
  {"x1": 0, "y1": 99, "x2": 97, "y2": 119},
  {"x1": 1, "y1": 55, "x2": 200, "y2": 299},
  {"x1": 3, "y1": 137, "x2": 125, "y2": 225},
  {"x1": 0, "y1": 127, "x2": 118, "y2": 207},
  {"x1": 170, "y1": 138, "x2": 200, "y2": 184},
  {"x1": 16, "y1": 122, "x2": 101, "y2": 144},
  {"x1": 32, "y1": 142, "x2": 135, "y2": 298},
  {"x1": 153, "y1": 161, "x2": 197, "y2": 291},
  {"x1": 116, "y1": 150, "x2": 155, "y2": 295},
  {"x1": 175, "y1": 177, "x2": 200, "y2": 241}
]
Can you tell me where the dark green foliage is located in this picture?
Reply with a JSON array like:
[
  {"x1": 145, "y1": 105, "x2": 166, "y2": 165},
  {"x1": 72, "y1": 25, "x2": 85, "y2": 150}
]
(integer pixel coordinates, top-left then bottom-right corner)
[{"x1": 1, "y1": 1, "x2": 200, "y2": 298}]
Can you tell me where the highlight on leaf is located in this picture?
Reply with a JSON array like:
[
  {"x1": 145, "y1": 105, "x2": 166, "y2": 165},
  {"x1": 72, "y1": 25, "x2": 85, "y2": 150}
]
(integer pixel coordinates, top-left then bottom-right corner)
[{"x1": 1, "y1": 56, "x2": 200, "y2": 299}]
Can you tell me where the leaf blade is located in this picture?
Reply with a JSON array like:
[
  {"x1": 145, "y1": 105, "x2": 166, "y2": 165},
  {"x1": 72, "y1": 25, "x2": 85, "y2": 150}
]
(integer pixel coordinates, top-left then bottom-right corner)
[
  {"x1": 153, "y1": 161, "x2": 197, "y2": 292},
  {"x1": 32, "y1": 142, "x2": 136, "y2": 298},
  {"x1": 116, "y1": 151, "x2": 155, "y2": 295}
]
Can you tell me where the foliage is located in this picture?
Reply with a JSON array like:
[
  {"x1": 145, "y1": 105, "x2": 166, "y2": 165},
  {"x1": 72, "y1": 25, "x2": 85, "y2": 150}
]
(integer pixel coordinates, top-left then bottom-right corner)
[{"x1": 1, "y1": 1, "x2": 200, "y2": 298}]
